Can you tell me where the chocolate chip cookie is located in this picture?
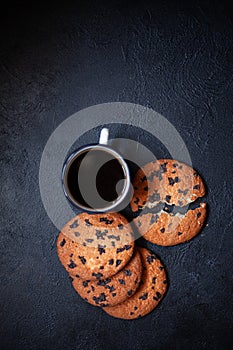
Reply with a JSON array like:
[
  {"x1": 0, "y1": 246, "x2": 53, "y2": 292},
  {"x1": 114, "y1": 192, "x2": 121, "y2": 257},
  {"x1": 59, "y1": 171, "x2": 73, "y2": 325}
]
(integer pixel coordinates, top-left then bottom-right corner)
[
  {"x1": 104, "y1": 247, "x2": 167, "y2": 319},
  {"x1": 71, "y1": 249, "x2": 142, "y2": 307},
  {"x1": 57, "y1": 212, "x2": 135, "y2": 280}
]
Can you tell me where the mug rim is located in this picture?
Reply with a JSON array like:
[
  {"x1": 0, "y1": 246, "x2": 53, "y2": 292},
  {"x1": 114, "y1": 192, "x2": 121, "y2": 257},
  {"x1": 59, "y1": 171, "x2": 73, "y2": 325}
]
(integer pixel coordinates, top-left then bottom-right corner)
[{"x1": 61, "y1": 144, "x2": 131, "y2": 213}]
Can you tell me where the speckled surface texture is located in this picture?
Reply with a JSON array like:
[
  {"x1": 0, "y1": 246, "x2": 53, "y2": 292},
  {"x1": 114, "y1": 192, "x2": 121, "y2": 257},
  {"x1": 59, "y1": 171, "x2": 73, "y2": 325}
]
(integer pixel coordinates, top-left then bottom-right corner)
[{"x1": 0, "y1": 1, "x2": 233, "y2": 349}]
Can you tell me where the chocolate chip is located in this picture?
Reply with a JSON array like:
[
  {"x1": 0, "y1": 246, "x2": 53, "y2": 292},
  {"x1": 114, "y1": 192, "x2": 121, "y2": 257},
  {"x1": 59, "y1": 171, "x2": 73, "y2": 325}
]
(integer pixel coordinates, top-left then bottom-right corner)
[
  {"x1": 96, "y1": 229, "x2": 108, "y2": 240},
  {"x1": 124, "y1": 245, "x2": 131, "y2": 250},
  {"x1": 75, "y1": 274, "x2": 80, "y2": 278},
  {"x1": 134, "y1": 197, "x2": 140, "y2": 204},
  {"x1": 134, "y1": 306, "x2": 138, "y2": 310},
  {"x1": 60, "y1": 238, "x2": 66, "y2": 247},
  {"x1": 104, "y1": 282, "x2": 111, "y2": 288},
  {"x1": 91, "y1": 286, "x2": 95, "y2": 291},
  {"x1": 193, "y1": 172, "x2": 198, "y2": 177},
  {"x1": 118, "y1": 224, "x2": 124, "y2": 230},
  {"x1": 99, "y1": 266, "x2": 104, "y2": 270},
  {"x1": 74, "y1": 232, "x2": 80, "y2": 237},
  {"x1": 82, "y1": 281, "x2": 89, "y2": 287},
  {"x1": 100, "y1": 303, "x2": 109, "y2": 307},
  {"x1": 127, "y1": 289, "x2": 133, "y2": 296},
  {"x1": 98, "y1": 244, "x2": 106, "y2": 255},
  {"x1": 118, "y1": 279, "x2": 125, "y2": 285},
  {"x1": 112, "y1": 293, "x2": 117, "y2": 297},
  {"x1": 139, "y1": 293, "x2": 148, "y2": 300},
  {"x1": 153, "y1": 296, "x2": 158, "y2": 301},
  {"x1": 156, "y1": 291, "x2": 162, "y2": 299},
  {"x1": 160, "y1": 163, "x2": 167, "y2": 173},
  {"x1": 100, "y1": 217, "x2": 113, "y2": 225},
  {"x1": 197, "y1": 212, "x2": 201, "y2": 218},
  {"x1": 160, "y1": 228, "x2": 165, "y2": 233},
  {"x1": 69, "y1": 253, "x2": 73, "y2": 257},
  {"x1": 82, "y1": 242, "x2": 87, "y2": 246},
  {"x1": 87, "y1": 290, "x2": 90, "y2": 294},
  {"x1": 85, "y1": 219, "x2": 92, "y2": 226},
  {"x1": 152, "y1": 277, "x2": 157, "y2": 284},
  {"x1": 107, "y1": 234, "x2": 120, "y2": 241},
  {"x1": 78, "y1": 256, "x2": 86, "y2": 265},
  {"x1": 143, "y1": 186, "x2": 148, "y2": 191},
  {"x1": 92, "y1": 293, "x2": 106, "y2": 304},
  {"x1": 147, "y1": 254, "x2": 157, "y2": 264},
  {"x1": 111, "y1": 241, "x2": 115, "y2": 247},
  {"x1": 116, "y1": 260, "x2": 122, "y2": 267},
  {"x1": 92, "y1": 272, "x2": 103, "y2": 279},
  {"x1": 97, "y1": 280, "x2": 106, "y2": 286},
  {"x1": 124, "y1": 270, "x2": 132, "y2": 276},
  {"x1": 70, "y1": 220, "x2": 78, "y2": 228},
  {"x1": 165, "y1": 195, "x2": 171, "y2": 203},
  {"x1": 85, "y1": 238, "x2": 93, "y2": 243},
  {"x1": 138, "y1": 220, "x2": 142, "y2": 227},
  {"x1": 116, "y1": 247, "x2": 125, "y2": 253},
  {"x1": 177, "y1": 231, "x2": 183, "y2": 236},
  {"x1": 108, "y1": 259, "x2": 114, "y2": 265},
  {"x1": 106, "y1": 219, "x2": 114, "y2": 225},
  {"x1": 68, "y1": 260, "x2": 77, "y2": 269},
  {"x1": 104, "y1": 285, "x2": 111, "y2": 291},
  {"x1": 173, "y1": 163, "x2": 178, "y2": 167},
  {"x1": 168, "y1": 177, "x2": 180, "y2": 186},
  {"x1": 159, "y1": 266, "x2": 164, "y2": 270},
  {"x1": 141, "y1": 176, "x2": 147, "y2": 182},
  {"x1": 130, "y1": 312, "x2": 134, "y2": 315},
  {"x1": 193, "y1": 184, "x2": 200, "y2": 190},
  {"x1": 163, "y1": 280, "x2": 167, "y2": 284}
]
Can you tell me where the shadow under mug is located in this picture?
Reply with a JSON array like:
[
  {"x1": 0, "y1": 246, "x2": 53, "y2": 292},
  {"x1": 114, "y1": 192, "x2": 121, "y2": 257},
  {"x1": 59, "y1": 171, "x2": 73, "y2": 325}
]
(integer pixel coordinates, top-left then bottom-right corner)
[{"x1": 62, "y1": 128, "x2": 131, "y2": 213}]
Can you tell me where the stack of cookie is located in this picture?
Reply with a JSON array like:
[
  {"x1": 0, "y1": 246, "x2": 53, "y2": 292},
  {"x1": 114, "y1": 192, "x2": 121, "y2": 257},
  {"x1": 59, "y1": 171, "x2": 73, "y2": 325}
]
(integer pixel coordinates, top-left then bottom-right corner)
[
  {"x1": 57, "y1": 212, "x2": 167, "y2": 320},
  {"x1": 57, "y1": 159, "x2": 206, "y2": 319}
]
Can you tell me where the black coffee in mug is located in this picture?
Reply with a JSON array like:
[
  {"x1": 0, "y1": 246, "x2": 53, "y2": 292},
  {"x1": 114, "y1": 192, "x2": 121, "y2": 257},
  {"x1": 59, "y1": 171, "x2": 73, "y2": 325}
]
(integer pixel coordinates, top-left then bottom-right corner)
[
  {"x1": 62, "y1": 128, "x2": 131, "y2": 212},
  {"x1": 66, "y1": 149, "x2": 126, "y2": 209}
]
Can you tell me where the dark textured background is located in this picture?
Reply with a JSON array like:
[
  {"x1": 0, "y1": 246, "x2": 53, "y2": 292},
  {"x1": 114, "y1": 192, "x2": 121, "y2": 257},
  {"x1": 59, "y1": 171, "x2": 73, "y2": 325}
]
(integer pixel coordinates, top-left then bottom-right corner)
[{"x1": 1, "y1": 1, "x2": 233, "y2": 349}]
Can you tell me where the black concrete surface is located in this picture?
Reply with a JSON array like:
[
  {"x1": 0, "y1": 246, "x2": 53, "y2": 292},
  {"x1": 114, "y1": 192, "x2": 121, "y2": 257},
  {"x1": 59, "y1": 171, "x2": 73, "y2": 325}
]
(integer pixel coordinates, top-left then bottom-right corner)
[{"x1": 0, "y1": 1, "x2": 233, "y2": 349}]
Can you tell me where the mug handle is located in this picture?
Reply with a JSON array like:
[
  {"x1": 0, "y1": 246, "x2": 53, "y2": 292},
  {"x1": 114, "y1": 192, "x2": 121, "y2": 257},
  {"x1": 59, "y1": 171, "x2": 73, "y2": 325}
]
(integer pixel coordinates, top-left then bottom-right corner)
[{"x1": 99, "y1": 128, "x2": 109, "y2": 145}]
